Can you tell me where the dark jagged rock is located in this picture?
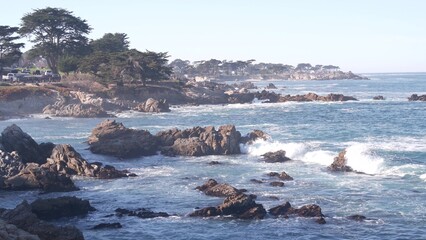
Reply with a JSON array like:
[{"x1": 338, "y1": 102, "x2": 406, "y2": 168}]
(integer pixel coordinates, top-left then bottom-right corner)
[
  {"x1": 133, "y1": 98, "x2": 170, "y2": 113},
  {"x1": 158, "y1": 125, "x2": 242, "y2": 157},
  {"x1": 240, "y1": 130, "x2": 270, "y2": 144},
  {"x1": 30, "y1": 196, "x2": 95, "y2": 221},
  {"x1": 268, "y1": 171, "x2": 293, "y2": 181},
  {"x1": 261, "y1": 150, "x2": 292, "y2": 163},
  {"x1": 254, "y1": 90, "x2": 280, "y2": 103},
  {"x1": 270, "y1": 181, "x2": 285, "y2": 187},
  {"x1": 266, "y1": 83, "x2": 277, "y2": 89},
  {"x1": 1, "y1": 201, "x2": 84, "y2": 240},
  {"x1": 88, "y1": 120, "x2": 158, "y2": 158},
  {"x1": 190, "y1": 193, "x2": 266, "y2": 220},
  {"x1": 408, "y1": 94, "x2": 426, "y2": 101},
  {"x1": 1, "y1": 124, "x2": 44, "y2": 164},
  {"x1": 329, "y1": 150, "x2": 353, "y2": 172},
  {"x1": 347, "y1": 214, "x2": 367, "y2": 221},
  {"x1": 373, "y1": 95, "x2": 385, "y2": 100},
  {"x1": 115, "y1": 208, "x2": 169, "y2": 219},
  {"x1": 227, "y1": 92, "x2": 255, "y2": 104},
  {"x1": 92, "y1": 222, "x2": 122, "y2": 230},
  {"x1": 195, "y1": 179, "x2": 243, "y2": 197},
  {"x1": 269, "y1": 202, "x2": 325, "y2": 223},
  {"x1": 0, "y1": 150, "x2": 25, "y2": 179}
]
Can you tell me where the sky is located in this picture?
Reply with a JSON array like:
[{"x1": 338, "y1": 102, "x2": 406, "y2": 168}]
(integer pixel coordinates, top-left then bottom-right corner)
[{"x1": 2, "y1": 0, "x2": 426, "y2": 73}]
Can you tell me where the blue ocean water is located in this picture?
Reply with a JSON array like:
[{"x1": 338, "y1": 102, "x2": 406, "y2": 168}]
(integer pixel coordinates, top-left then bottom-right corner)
[{"x1": 1, "y1": 73, "x2": 426, "y2": 239}]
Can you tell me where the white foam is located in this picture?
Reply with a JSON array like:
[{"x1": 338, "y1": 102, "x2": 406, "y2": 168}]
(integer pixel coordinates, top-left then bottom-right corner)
[
  {"x1": 419, "y1": 173, "x2": 426, "y2": 181},
  {"x1": 345, "y1": 143, "x2": 384, "y2": 174},
  {"x1": 301, "y1": 150, "x2": 335, "y2": 166},
  {"x1": 371, "y1": 136, "x2": 426, "y2": 152},
  {"x1": 241, "y1": 140, "x2": 309, "y2": 160}
]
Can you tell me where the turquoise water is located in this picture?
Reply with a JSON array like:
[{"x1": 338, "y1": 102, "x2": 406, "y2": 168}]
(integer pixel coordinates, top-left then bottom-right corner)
[{"x1": 1, "y1": 73, "x2": 426, "y2": 239}]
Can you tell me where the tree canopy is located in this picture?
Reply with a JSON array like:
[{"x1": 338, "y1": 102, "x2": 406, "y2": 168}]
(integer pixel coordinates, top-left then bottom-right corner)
[
  {"x1": 19, "y1": 7, "x2": 91, "y2": 73},
  {"x1": 0, "y1": 25, "x2": 24, "y2": 73},
  {"x1": 90, "y1": 33, "x2": 129, "y2": 53}
]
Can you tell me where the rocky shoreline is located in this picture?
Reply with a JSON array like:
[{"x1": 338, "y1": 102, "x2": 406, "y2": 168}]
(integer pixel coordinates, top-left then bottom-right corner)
[{"x1": 0, "y1": 120, "x2": 372, "y2": 239}]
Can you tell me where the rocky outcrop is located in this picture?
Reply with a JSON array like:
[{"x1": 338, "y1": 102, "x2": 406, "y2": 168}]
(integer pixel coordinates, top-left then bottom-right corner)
[
  {"x1": 408, "y1": 94, "x2": 426, "y2": 101},
  {"x1": 279, "y1": 93, "x2": 357, "y2": 102},
  {"x1": 232, "y1": 81, "x2": 257, "y2": 90},
  {"x1": 30, "y1": 197, "x2": 95, "y2": 221},
  {"x1": 240, "y1": 130, "x2": 270, "y2": 144},
  {"x1": 133, "y1": 98, "x2": 170, "y2": 113},
  {"x1": 268, "y1": 202, "x2": 325, "y2": 223},
  {"x1": 115, "y1": 208, "x2": 169, "y2": 219},
  {"x1": 254, "y1": 90, "x2": 281, "y2": 103},
  {"x1": 1, "y1": 124, "x2": 44, "y2": 164},
  {"x1": 328, "y1": 150, "x2": 353, "y2": 172},
  {"x1": 158, "y1": 125, "x2": 242, "y2": 157},
  {"x1": 43, "y1": 103, "x2": 110, "y2": 118},
  {"x1": 3, "y1": 163, "x2": 78, "y2": 192},
  {"x1": 268, "y1": 171, "x2": 294, "y2": 181},
  {"x1": 266, "y1": 83, "x2": 277, "y2": 89},
  {"x1": 1, "y1": 201, "x2": 84, "y2": 240},
  {"x1": 0, "y1": 219, "x2": 41, "y2": 240},
  {"x1": 227, "y1": 92, "x2": 255, "y2": 104},
  {"x1": 195, "y1": 179, "x2": 243, "y2": 197},
  {"x1": 190, "y1": 193, "x2": 266, "y2": 219},
  {"x1": 261, "y1": 150, "x2": 292, "y2": 163},
  {"x1": 88, "y1": 120, "x2": 158, "y2": 158}
]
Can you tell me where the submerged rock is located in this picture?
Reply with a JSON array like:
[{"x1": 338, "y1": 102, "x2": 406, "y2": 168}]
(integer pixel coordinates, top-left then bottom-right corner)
[
  {"x1": 347, "y1": 214, "x2": 367, "y2": 221},
  {"x1": 373, "y1": 95, "x2": 385, "y2": 100},
  {"x1": 115, "y1": 208, "x2": 169, "y2": 219},
  {"x1": 266, "y1": 83, "x2": 277, "y2": 89},
  {"x1": 92, "y1": 222, "x2": 122, "y2": 230},
  {"x1": 88, "y1": 120, "x2": 158, "y2": 158}
]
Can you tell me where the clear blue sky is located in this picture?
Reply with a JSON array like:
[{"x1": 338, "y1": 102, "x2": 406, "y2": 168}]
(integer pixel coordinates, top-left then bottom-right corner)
[{"x1": 2, "y1": 0, "x2": 426, "y2": 73}]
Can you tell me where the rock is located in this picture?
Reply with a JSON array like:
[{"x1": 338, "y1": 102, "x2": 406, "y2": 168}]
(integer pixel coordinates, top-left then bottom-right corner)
[
  {"x1": 250, "y1": 179, "x2": 263, "y2": 184},
  {"x1": 279, "y1": 92, "x2": 357, "y2": 102},
  {"x1": 30, "y1": 196, "x2": 95, "y2": 220},
  {"x1": 240, "y1": 130, "x2": 270, "y2": 144},
  {"x1": 316, "y1": 217, "x2": 327, "y2": 224},
  {"x1": 115, "y1": 208, "x2": 169, "y2": 219},
  {"x1": 408, "y1": 94, "x2": 426, "y2": 101},
  {"x1": 0, "y1": 219, "x2": 41, "y2": 240},
  {"x1": 43, "y1": 103, "x2": 111, "y2": 118},
  {"x1": 232, "y1": 81, "x2": 257, "y2": 90},
  {"x1": 270, "y1": 181, "x2": 285, "y2": 187},
  {"x1": 159, "y1": 125, "x2": 242, "y2": 157},
  {"x1": 1, "y1": 201, "x2": 84, "y2": 240},
  {"x1": 373, "y1": 95, "x2": 385, "y2": 100},
  {"x1": 268, "y1": 202, "x2": 292, "y2": 216},
  {"x1": 254, "y1": 90, "x2": 280, "y2": 103},
  {"x1": 296, "y1": 204, "x2": 324, "y2": 218},
  {"x1": 88, "y1": 120, "x2": 158, "y2": 158},
  {"x1": 227, "y1": 92, "x2": 255, "y2": 104},
  {"x1": 0, "y1": 150, "x2": 25, "y2": 178},
  {"x1": 133, "y1": 98, "x2": 170, "y2": 113},
  {"x1": 195, "y1": 179, "x2": 242, "y2": 197},
  {"x1": 92, "y1": 222, "x2": 122, "y2": 230},
  {"x1": 190, "y1": 193, "x2": 266, "y2": 219},
  {"x1": 261, "y1": 150, "x2": 292, "y2": 163},
  {"x1": 347, "y1": 214, "x2": 367, "y2": 221},
  {"x1": 1, "y1": 124, "x2": 44, "y2": 164},
  {"x1": 278, "y1": 171, "x2": 293, "y2": 181},
  {"x1": 329, "y1": 150, "x2": 353, "y2": 172},
  {"x1": 266, "y1": 83, "x2": 277, "y2": 89},
  {"x1": 4, "y1": 164, "x2": 78, "y2": 192},
  {"x1": 208, "y1": 161, "x2": 221, "y2": 165}
]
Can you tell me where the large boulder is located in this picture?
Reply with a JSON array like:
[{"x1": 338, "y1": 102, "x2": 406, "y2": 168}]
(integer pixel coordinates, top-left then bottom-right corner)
[
  {"x1": 190, "y1": 193, "x2": 266, "y2": 220},
  {"x1": 158, "y1": 125, "x2": 242, "y2": 157},
  {"x1": 3, "y1": 164, "x2": 78, "y2": 192},
  {"x1": 195, "y1": 179, "x2": 243, "y2": 197},
  {"x1": 88, "y1": 120, "x2": 158, "y2": 158},
  {"x1": 133, "y1": 98, "x2": 170, "y2": 113},
  {"x1": 30, "y1": 196, "x2": 95, "y2": 221},
  {"x1": 261, "y1": 150, "x2": 292, "y2": 163},
  {"x1": 329, "y1": 150, "x2": 353, "y2": 172},
  {"x1": 1, "y1": 124, "x2": 44, "y2": 164},
  {"x1": 1, "y1": 201, "x2": 84, "y2": 240}
]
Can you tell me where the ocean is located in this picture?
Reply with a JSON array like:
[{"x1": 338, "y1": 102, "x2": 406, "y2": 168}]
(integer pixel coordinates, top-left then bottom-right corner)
[{"x1": 1, "y1": 73, "x2": 425, "y2": 239}]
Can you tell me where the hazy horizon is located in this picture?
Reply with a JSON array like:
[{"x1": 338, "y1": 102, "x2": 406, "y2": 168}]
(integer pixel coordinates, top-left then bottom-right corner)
[{"x1": 3, "y1": 0, "x2": 426, "y2": 73}]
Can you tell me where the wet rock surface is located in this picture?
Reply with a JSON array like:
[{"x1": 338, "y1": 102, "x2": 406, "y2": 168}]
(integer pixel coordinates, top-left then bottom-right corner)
[
  {"x1": 329, "y1": 150, "x2": 353, "y2": 172},
  {"x1": 261, "y1": 150, "x2": 292, "y2": 163},
  {"x1": 30, "y1": 196, "x2": 95, "y2": 221},
  {"x1": 195, "y1": 179, "x2": 244, "y2": 197}
]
